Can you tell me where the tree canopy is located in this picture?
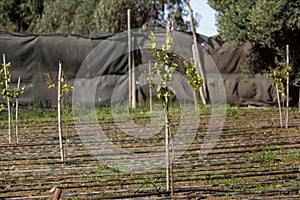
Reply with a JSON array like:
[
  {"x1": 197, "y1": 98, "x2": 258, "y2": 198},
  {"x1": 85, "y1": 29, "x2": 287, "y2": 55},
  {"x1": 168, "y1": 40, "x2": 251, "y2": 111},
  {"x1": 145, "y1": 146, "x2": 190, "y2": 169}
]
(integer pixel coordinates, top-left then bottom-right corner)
[
  {"x1": 208, "y1": 0, "x2": 300, "y2": 75},
  {"x1": 0, "y1": 0, "x2": 191, "y2": 34}
]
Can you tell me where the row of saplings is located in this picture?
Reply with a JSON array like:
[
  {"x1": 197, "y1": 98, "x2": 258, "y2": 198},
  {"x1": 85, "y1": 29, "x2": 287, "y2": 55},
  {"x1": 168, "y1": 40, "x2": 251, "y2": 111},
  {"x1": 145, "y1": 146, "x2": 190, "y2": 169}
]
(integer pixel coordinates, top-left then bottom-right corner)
[
  {"x1": 0, "y1": 29, "x2": 297, "y2": 197},
  {"x1": 0, "y1": 54, "x2": 74, "y2": 144}
]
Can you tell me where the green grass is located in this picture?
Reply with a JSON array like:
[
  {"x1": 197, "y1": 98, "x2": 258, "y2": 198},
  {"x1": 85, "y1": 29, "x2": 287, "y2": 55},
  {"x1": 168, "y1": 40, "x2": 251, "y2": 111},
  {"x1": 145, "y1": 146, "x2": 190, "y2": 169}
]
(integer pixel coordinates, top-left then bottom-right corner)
[
  {"x1": 226, "y1": 107, "x2": 247, "y2": 117},
  {"x1": 0, "y1": 103, "x2": 295, "y2": 128},
  {"x1": 0, "y1": 104, "x2": 299, "y2": 199},
  {"x1": 0, "y1": 106, "x2": 76, "y2": 125}
]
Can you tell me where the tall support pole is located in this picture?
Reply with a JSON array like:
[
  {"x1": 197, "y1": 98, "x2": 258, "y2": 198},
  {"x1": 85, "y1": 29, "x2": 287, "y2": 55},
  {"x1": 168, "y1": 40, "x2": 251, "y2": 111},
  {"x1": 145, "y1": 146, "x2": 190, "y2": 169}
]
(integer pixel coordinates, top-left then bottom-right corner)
[
  {"x1": 165, "y1": 20, "x2": 172, "y2": 195},
  {"x1": 3, "y1": 54, "x2": 11, "y2": 143},
  {"x1": 187, "y1": 2, "x2": 208, "y2": 105},
  {"x1": 128, "y1": 9, "x2": 132, "y2": 107},
  {"x1": 132, "y1": 38, "x2": 136, "y2": 109},
  {"x1": 192, "y1": 45, "x2": 206, "y2": 107},
  {"x1": 58, "y1": 62, "x2": 64, "y2": 162},
  {"x1": 285, "y1": 45, "x2": 289, "y2": 129}
]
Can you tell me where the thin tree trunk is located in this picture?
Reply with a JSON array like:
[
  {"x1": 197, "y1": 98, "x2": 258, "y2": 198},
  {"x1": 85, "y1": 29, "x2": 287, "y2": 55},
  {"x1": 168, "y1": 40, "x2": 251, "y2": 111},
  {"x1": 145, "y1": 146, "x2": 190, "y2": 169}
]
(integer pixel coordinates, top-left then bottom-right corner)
[
  {"x1": 170, "y1": 135, "x2": 174, "y2": 197},
  {"x1": 274, "y1": 74, "x2": 283, "y2": 128},
  {"x1": 149, "y1": 60, "x2": 153, "y2": 114},
  {"x1": 164, "y1": 96, "x2": 170, "y2": 193},
  {"x1": 3, "y1": 54, "x2": 11, "y2": 143},
  {"x1": 58, "y1": 62, "x2": 64, "y2": 162},
  {"x1": 64, "y1": 123, "x2": 68, "y2": 162},
  {"x1": 15, "y1": 76, "x2": 21, "y2": 143},
  {"x1": 298, "y1": 87, "x2": 300, "y2": 112},
  {"x1": 193, "y1": 89, "x2": 199, "y2": 112}
]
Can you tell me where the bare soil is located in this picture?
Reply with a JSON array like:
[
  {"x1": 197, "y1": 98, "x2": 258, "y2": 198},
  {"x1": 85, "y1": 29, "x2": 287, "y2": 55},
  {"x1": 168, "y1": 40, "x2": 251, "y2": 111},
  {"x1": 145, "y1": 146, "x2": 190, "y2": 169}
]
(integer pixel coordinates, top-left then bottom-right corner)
[{"x1": 0, "y1": 107, "x2": 299, "y2": 199}]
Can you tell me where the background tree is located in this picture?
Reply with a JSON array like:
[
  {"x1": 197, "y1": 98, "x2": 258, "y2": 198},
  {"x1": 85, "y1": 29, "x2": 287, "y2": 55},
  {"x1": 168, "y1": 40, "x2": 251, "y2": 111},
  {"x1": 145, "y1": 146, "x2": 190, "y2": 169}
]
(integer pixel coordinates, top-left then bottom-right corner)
[
  {"x1": 0, "y1": 0, "x2": 44, "y2": 32},
  {"x1": 73, "y1": 0, "x2": 98, "y2": 35},
  {"x1": 208, "y1": 0, "x2": 300, "y2": 75},
  {"x1": 0, "y1": 0, "x2": 191, "y2": 34},
  {"x1": 30, "y1": 0, "x2": 82, "y2": 34},
  {"x1": 91, "y1": 0, "x2": 189, "y2": 33}
]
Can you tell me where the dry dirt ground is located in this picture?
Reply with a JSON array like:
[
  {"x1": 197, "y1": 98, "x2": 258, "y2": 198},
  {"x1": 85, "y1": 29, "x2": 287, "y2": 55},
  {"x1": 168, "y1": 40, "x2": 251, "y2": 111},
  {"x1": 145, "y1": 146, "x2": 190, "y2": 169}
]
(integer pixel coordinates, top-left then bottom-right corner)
[{"x1": 0, "y1": 107, "x2": 299, "y2": 199}]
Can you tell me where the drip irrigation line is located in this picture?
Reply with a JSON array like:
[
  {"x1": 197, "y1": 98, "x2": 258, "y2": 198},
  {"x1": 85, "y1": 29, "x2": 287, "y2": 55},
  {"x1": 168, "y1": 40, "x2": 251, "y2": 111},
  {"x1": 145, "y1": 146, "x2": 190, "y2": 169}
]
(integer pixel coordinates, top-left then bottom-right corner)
[
  {"x1": 1, "y1": 136, "x2": 299, "y2": 156},
  {"x1": 0, "y1": 125, "x2": 298, "y2": 147},
  {"x1": 1, "y1": 110, "x2": 299, "y2": 199},
  {"x1": 3, "y1": 162, "x2": 299, "y2": 190},
  {"x1": 2, "y1": 145, "x2": 299, "y2": 172}
]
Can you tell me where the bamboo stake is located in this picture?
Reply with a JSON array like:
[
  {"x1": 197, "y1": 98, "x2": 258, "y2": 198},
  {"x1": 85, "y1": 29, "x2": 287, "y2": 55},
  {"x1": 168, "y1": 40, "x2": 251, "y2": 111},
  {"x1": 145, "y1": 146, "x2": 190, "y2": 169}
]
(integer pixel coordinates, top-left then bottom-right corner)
[
  {"x1": 192, "y1": 45, "x2": 205, "y2": 108},
  {"x1": 132, "y1": 38, "x2": 136, "y2": 109},
  {"x1": 285, "y1": 45, "x2": 289, "y2": 129},
  {"x1": 128, "y1": 9, "x2": 132, "y2": 107},
  {"x1": 15, "y1": 76, "x2": 21, "y2": 143},
  {"x1": 58, "y1": 62, "x2": 64, "y2": 162},
  {"x1": 51, "y1": 187, "x2": 63, "y2": 200},
  {"x1": 191, "y1": 45, "x2": 199, "y2": 111},
  {"x1": 274, "y1": 71, "x2": 283, "y2": 128},
  {"x1": 3, "y1": 54, "x2": 11, "y2": 143},
  {"x1": 187, "y1": 2, "x2": 208, "y2": 105}
]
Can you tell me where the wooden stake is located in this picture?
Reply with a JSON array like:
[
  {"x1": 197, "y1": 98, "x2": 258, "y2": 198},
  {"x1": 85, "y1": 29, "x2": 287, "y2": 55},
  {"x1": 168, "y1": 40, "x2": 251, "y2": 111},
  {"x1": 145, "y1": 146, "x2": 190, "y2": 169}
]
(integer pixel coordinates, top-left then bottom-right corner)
[
  {"x1": 192, "y1": 45, "x2": 206, "y2": 106},
  {"x1": 2, "y1": 54, "x2": 11, "y2": 143},
  {"x1": 285, "y1": 45, "x2": 289, "y2": 129},
  {"x1": 187, "y1": 2, "x2": 208, "y2": 105},
  {"x1": 165, "y1": 20, "x2": 172, "y2": 195},
  {"x1": 191, "y1": 45, "x2": 200, "y2": 111},
  {"x1": 132, "y1": 38, "x2": 136, "y2": 109},
  {"x1": 128, "y1": 9, "x2": 132, "y2": 107},
  {"x1": 58, "y1": 62, "x2": 64, "y2": 162},
  {"x1": 15, "y1": 76, "x2": 21, "y2": 143},
  {"x1": 51, "y1": 187, "x2": 63, "y2": 200}
]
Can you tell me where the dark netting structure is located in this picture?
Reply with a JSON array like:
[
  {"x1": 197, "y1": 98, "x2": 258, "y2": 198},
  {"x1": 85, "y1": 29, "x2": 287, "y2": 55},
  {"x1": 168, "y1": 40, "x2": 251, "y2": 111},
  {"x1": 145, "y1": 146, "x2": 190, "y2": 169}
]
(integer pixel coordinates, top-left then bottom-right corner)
[{"x1": 0, "y1": 30, "x2": 295, "y2": 107}]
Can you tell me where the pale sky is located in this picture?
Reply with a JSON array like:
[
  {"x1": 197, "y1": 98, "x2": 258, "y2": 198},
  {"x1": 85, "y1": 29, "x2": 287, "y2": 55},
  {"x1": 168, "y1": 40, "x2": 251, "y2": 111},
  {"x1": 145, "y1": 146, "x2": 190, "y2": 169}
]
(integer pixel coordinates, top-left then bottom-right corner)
[{"x1": 189, "y1": 0, "x2": 218, "y2": 36}]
